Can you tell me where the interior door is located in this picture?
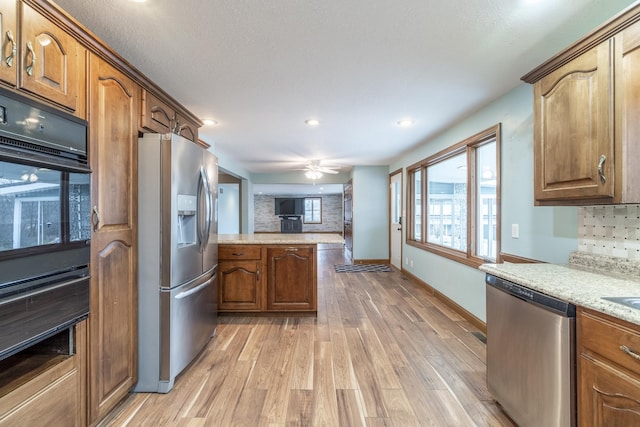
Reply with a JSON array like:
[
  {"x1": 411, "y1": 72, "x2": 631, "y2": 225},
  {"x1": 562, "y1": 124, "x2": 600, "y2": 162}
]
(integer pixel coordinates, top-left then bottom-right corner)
[{"x1": 390, "y1": 171, "x2": 402, "y2": 270}]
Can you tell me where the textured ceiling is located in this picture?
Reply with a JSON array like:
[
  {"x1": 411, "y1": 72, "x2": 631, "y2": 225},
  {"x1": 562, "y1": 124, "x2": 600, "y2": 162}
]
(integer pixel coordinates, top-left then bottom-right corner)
[{"x1": 54, "y1": 0, "x2": 637, "y2": 176}]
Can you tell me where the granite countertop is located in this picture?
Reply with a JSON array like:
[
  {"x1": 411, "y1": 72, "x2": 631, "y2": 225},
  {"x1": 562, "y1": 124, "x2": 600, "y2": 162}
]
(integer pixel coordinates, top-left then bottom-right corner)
[
  {"x1": 480, "y1": 252, "x2": 640, "y2": 326},
  {"x1": 219, "y1": 233, "x2": 345, "y2": 245}
]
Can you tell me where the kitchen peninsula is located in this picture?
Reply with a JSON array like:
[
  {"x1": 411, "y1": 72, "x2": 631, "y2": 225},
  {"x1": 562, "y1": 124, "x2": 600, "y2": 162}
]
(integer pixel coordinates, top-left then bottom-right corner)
[{"x1": 218, "y1": 233, "x2": 344, "y2": 313}]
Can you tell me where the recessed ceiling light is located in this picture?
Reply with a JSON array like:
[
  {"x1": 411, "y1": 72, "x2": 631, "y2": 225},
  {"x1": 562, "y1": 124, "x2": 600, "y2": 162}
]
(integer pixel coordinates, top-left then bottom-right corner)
[
  {"x1": 305, "y1": 119, "x2": 320, "y2": 126},
  {"x1": 203, "y1": 119, "x2": 219, "y2": 126},
  {"x1": 397, "y1": 119, "x2": 414, "y2": 127}
]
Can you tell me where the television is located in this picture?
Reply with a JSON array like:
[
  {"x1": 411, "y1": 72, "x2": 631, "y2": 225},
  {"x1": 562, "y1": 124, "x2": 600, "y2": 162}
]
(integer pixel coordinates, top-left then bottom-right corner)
[{"x1": 275, "y1": 198, "x2": 304, "y2": 216}]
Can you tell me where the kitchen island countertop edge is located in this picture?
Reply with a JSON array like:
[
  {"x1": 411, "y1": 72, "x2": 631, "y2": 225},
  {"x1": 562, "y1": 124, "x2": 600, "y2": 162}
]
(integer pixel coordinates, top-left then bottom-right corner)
[{"x1": 219, "y1": 233, "x2": 344, "y2": 245}]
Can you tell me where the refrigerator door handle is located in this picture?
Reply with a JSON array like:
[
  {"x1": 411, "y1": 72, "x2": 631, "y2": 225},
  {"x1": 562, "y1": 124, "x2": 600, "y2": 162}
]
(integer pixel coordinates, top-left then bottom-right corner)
[
  {"x1": 174, "y1": 275, "x2": 213, "y2": 300},
  {"x1": 197, "y1": 167, "x2": 212, "y2": 252}
]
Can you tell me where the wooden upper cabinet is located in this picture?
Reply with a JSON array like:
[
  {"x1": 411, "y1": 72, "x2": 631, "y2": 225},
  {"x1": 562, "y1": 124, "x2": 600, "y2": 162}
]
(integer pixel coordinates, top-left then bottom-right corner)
[
  {"x1": 532, "y1": 40, "x2": 614, "y2": 204},
  {"x1": 614, "y1": 22, "x2": 640, "y2": 204},
  {"x1": 0, "y1": 0, "x2": 17, "y2": 87},
  {"x1": 140, "y1": 88, "x2": 199, "y2": 142},
  {"x1": 19, "y1": 2, "x2": 85, "y2": 116},
  {"x1": 174, "y1": 112, "x2": 198, "y2": 142},
  {"x1": 524, "y1": 4, "x2": 640, "y2": 205},
  {"x1": 140, "y1": 88, "x2": 173, "y2": 134}
]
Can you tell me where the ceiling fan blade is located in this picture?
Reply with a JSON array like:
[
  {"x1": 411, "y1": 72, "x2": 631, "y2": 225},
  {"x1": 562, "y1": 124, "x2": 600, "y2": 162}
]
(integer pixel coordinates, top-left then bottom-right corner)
[{"x1": 317, "y1": 167, "x2": 339, "y2": 174}]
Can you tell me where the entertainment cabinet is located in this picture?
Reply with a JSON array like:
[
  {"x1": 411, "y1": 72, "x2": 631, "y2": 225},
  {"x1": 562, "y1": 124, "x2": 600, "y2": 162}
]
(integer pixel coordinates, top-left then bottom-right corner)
[{"x1": 280, "y1": 216, "x2": 302, "y2": 233}]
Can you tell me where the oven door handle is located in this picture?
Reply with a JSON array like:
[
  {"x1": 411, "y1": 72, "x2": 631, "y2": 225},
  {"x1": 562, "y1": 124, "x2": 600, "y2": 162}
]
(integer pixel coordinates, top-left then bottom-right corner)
[{"x1": 0, "y1": 276, "x2": 88, "y2": 306}]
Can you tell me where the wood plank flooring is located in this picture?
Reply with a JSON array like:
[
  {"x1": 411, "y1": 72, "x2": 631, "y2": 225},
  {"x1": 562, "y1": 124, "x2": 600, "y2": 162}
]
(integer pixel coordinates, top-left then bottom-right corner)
[{"x1": 100, "y1": 247, "x2": 515, "y2": 426}]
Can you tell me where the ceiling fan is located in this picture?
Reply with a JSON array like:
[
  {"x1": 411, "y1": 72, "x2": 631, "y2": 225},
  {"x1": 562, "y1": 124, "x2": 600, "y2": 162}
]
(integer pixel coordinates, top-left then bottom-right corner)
[{"x1": 296, "y1": 161, "x2": 340, "y2": 179}]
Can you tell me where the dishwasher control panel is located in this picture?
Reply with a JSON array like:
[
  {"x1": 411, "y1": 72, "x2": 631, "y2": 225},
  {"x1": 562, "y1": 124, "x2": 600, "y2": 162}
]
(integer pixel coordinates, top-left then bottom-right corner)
[{"x1": 485, "y1": 274, "x2": 575, "y2": 317}]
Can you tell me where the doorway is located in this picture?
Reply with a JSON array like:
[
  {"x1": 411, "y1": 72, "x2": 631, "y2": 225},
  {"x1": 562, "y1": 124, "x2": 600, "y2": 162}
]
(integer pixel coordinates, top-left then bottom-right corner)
[
  {"x1": 218, "y1": 172, "x2": 241, "y2": 234},
  {"x1": 389, "y1": 170, "x2": 402, "y2": 270}
]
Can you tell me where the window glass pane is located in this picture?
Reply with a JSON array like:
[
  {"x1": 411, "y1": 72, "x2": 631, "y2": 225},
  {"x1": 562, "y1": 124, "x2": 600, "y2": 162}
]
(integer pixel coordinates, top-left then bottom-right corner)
[
  {"x1": 427, "y1": 153, "x2": 467, "y2": 251},
  {"x1": 304, "y1": 197, "x2": 321, "y2": 223},
  {"x1": 476, "y1": 141, "x2": 497, "y2": 260},
  {"x1": 413, "y1": 169, "x2": 421, "y2": 240},
  {"x1": 392, "y1": 181, "x2": 400, "y2": 224}
]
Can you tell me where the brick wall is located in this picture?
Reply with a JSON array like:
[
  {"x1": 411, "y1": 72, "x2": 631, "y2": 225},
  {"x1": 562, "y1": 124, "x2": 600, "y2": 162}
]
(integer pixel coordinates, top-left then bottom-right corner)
[{"x1": 254, "y1": 194, "x2": 343, "y2": 233}]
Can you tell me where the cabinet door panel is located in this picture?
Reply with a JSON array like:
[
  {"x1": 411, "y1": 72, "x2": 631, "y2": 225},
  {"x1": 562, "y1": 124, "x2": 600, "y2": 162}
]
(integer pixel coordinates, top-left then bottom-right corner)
[
  {"x1": 140, "y1": 88, "x2": 173, "y2": 134},
  {"x1": 89, "y1": 55, "x2": 138, "y2": 424},
  {"x1": 616, "y1": 23, "x2": 640, "y2": 202},
  {"x1": 267, "y1": 247, "x2": 315, "y2": 311},
  {"x1": 20, "y1": 3, "x2": 83, "y2": 113},
  {"x1": 534, "y1": 40, "x2": 614, "y2": 202},
  {"x1": 174, "y1": 112, "x2": 198, "y2": 142},
  {"x1": 0, "y1": 366, "x2": 80, "y2": 427},
  {"x1": 0, "y1": 0, "x2": 17, "y2": 87},
  {"x1": 219, "y1": 260, "x2": 261, "y2": 311},
  {"x1": 579, "y1": 355, "x2": 640, "y2": 426}
]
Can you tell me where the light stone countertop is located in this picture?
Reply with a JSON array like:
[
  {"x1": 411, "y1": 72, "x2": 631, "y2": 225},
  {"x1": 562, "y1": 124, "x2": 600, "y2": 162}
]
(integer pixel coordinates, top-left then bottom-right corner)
[
  {"x1": 480, "y1": 253, "x2": 640, "y2": 326},
  {"x1": 219, "y1": 233, "x2": 345, "y2": 245}
]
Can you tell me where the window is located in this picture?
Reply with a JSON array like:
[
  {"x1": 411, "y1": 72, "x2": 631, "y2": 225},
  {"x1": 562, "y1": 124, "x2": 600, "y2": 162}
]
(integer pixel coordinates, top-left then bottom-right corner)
[
  {"x1": 407, "y1": 124, "x2": 501, "y2": 268},
  {"x1": 304, "y1": 197, "x2": 322, "y2": 224}
]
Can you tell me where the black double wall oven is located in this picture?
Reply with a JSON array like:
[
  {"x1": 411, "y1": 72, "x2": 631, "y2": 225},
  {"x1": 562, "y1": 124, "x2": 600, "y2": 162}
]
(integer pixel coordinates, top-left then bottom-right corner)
[{"x1": 0, "y1": 89, "x2": 90, "y2": 362}]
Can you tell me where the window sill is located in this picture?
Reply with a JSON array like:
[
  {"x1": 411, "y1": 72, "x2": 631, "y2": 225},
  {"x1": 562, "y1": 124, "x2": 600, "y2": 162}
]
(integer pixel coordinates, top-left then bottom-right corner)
[{"x1": 406, "y1": 240, "x2": 494, "y2": 269}]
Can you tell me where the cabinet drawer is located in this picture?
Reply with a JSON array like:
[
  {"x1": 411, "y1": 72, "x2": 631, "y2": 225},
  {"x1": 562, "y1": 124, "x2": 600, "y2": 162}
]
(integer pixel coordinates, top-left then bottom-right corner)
[
  {"x1": 579, "y1": 309, "x2": 640, "y2": 376},
  {"x1": 219, "y1": 245, "x2": 262, "y2": 260}
]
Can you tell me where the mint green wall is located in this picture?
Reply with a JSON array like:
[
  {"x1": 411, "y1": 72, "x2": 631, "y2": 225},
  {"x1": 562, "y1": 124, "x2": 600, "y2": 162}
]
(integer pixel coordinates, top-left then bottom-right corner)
[
  {"x1": 388, "y1": 0, "x2": 637, "y2": 324},
  {"x1": 391, "y1": 84, "x2": 578, "y2": 322},
  {"x1": 209, "y1": 147, "x2": 255, "y2": 233},
  {"x1": 352, "y1": 166, "x2": 389, "y2": 261}
]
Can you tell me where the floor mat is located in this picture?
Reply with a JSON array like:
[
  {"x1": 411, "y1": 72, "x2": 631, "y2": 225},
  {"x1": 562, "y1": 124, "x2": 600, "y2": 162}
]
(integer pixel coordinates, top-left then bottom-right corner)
[{"x1": 334, "y1": 264, "x2": 393, "y2": 273}]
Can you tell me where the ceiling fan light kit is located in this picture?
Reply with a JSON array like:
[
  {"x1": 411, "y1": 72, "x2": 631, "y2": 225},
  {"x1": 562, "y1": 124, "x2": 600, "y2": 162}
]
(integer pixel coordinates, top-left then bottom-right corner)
[{"x1": 305, "y1": 170, "x2": 323, "y2": 180}]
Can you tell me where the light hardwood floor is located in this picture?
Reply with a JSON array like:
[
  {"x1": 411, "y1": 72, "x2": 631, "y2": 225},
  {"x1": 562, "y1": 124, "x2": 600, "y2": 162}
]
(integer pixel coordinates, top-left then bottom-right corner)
[{"x1": 100, "y1": 246, "x2": 514, "y2": 426}]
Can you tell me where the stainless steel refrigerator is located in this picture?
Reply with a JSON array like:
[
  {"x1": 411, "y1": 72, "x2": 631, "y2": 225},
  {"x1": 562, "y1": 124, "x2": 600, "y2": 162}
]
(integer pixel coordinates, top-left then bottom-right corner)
[{"x1": 135, "y1": 133, "x2": 218, "y2": 393}]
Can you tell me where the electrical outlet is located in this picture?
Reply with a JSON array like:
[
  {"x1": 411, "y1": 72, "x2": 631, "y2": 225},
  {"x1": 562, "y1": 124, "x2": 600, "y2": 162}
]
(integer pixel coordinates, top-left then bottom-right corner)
[
  {"x1": 405, "y1": 257, "x2": 409, "y2": 265},
  {"x1": 512, "y1": 224, "x2": 520, "y2": 239},
  {"x1": 410, "y1": 260, "x2": 414, "y2": 267}
]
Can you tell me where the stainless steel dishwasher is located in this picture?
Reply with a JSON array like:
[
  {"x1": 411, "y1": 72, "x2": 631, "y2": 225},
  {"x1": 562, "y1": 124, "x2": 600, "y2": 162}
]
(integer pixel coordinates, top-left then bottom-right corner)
[{"x1": 485, "y1": 273, "x2": 576, "y2": 427}]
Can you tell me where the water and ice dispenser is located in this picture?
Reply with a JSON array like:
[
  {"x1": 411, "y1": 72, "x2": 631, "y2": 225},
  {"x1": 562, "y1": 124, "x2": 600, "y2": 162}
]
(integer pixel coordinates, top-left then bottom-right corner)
[{"x1": 177, "y1": 194, "x2": 197, "y2": 247}]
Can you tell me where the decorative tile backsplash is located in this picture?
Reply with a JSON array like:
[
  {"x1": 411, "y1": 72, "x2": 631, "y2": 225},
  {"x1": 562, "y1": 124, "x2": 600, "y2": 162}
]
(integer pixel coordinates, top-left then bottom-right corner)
[{"x1": 578, "y1": 205, "x2": 640, "y2": 260}]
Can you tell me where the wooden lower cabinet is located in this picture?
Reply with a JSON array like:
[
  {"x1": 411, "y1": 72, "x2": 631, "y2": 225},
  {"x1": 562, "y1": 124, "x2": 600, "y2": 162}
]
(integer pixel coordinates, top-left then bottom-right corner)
[
  {"x1": 267, "y1": 246, "x2": 316, "y2": 311},
  {"x1": 219, "y1": 260, "x2": 262, "y2": 311},
  {"x1": 218, "y1": 244, "x2": 317, "y2": 313},
  {"x1": 578, "y1": 308, "x2": 640, "y2": 426},
  {"x1": 0, "y1": 321, "x2": 87, "y2": 427},
  {"x1": 88, "y1": 54, "x2": 139, "y2": 424}
]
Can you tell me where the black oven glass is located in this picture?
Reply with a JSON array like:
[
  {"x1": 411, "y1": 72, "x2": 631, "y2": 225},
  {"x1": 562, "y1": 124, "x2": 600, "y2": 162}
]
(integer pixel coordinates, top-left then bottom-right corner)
[{"x1": 0, "y1": 159, "x2": 90, "y2": 253}]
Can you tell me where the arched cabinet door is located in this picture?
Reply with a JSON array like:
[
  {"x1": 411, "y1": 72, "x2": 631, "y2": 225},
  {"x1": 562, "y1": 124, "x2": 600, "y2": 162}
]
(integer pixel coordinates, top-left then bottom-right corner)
[
  {"x1": 0, "y1": 0, "x2": 17, "y2": 87},
  {"x1": 533, "y1": 40, "x2": 614, "y2": 203},
  {"x1": 88, "y1": 53, "x2": 139, "y2": 425},
  {"x1": 19, "y1": 3, "x2": 84, "y2": 115}
]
